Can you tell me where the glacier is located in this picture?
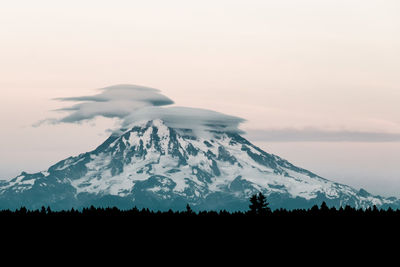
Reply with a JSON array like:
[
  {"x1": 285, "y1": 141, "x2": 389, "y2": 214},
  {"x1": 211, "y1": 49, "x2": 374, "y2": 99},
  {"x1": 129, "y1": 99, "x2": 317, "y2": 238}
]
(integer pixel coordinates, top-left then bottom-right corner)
[{"x1": 0, "y1": 119, "x2": 398, "y2": 211}]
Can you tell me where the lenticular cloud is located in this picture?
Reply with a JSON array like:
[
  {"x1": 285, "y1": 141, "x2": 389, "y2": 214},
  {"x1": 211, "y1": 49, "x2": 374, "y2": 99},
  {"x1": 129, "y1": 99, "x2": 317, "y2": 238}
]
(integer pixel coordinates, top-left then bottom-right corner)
[
  {"x1": 38, "y1": 84, "x2": 245, "y2": 133},
  {"x1": 55, "y1": 84, "x2": 174, "y2": 106},
  {"x1": 123, "y1": 106, "x2": 245, "y2": 134},
  {"x1": 53, "y1": 84, "x2": 174, "y2": 123}
]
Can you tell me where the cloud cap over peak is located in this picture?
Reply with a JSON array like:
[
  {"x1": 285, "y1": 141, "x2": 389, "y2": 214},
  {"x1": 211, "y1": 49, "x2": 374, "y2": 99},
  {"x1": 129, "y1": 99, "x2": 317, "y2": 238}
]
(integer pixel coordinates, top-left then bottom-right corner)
[
  {"x1": 38, "y1": 84, "x2": 245, "y2": 133},
  {"x1": 123, "y1": 106, "x2": 246, "y2": 133}
]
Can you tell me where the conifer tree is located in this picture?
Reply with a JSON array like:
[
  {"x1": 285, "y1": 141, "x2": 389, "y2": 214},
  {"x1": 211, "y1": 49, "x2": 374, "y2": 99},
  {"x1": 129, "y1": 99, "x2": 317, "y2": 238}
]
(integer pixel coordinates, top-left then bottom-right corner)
[
  {"x1": 257, "y1": 193, "x2": 270, "y2": 215},
  {"x1": 249, "y1": 193, "x2": 270, "y2": 215},
  {"x1": 320, "y1": 202, "x2": 329, "y2": 213},
  {"x1": 186, "y1": 204, "x2": 194, "y2": 215}
]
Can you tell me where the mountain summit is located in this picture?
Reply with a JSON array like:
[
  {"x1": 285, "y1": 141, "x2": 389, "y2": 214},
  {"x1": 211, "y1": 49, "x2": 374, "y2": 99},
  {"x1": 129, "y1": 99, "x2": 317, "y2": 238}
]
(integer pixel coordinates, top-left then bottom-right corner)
[{"x1": 1, "y1": 119, "x2": 398, "y2": 211}]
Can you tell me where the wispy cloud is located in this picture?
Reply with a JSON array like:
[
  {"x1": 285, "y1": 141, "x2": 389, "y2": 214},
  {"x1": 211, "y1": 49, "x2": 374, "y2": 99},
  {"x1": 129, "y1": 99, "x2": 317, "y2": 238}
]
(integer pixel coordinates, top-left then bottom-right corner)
[
  {"x1": 245, "y1": 128, "x2": 400, "y2": 142},
  {"x1": 34, "y1": 84, "x2": 173, "y2": 126},
  {"x1": 35, "y1": 84, "x2": 245, "y2": 133},
  {"x1": 54, "y1": 84, "x2": 174, "y2": 123}
]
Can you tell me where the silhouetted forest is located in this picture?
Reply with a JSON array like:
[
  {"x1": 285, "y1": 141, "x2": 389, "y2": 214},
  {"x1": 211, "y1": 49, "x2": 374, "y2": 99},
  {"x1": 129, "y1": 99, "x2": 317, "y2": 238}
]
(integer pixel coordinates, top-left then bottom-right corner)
[
  {"x1": 1, "y1": 193, "x2": 399, "y2": 218},
  {"x1": 1, "y1": 193, "x2": 399, "y2": 246}
]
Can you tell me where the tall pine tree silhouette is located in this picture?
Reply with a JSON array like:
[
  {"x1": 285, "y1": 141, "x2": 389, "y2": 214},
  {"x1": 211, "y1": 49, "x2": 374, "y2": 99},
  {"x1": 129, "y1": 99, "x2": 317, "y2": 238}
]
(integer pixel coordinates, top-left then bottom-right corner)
[
  {"x1": 257, "y1": 193, "x2": 270, "y2": 215},
  {"x1": 186, "y1": 204, "x2": 194, "y2": 215},
  {"x1": 249, "y1": 193, "x2": 270, "y2": 215}
]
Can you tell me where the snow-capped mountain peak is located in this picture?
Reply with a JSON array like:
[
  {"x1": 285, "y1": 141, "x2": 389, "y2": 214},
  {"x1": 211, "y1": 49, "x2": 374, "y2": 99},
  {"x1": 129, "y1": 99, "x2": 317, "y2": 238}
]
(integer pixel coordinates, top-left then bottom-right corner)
[{"x1": 0, "y1": 119, "x2": 398, "y2": 211}]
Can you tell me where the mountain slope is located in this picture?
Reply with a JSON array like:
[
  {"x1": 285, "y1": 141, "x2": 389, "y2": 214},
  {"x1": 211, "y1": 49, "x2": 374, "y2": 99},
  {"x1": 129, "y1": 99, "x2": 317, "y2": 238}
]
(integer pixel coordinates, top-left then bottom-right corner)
[{"x1": 0, "y1": 119, "x2": 398, "y2": 211}]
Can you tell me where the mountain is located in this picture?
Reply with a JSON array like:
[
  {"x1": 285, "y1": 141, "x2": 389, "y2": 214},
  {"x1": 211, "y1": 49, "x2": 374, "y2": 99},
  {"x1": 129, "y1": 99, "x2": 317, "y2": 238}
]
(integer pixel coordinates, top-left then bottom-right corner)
[{"x1": 0, "y1": 119, "x2": 398, "y2": 211}]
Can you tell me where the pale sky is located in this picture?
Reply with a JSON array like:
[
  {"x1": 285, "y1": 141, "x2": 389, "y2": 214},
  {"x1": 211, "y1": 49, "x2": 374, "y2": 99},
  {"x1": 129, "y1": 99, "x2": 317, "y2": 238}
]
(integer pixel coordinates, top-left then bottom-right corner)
[{"x1": 0, "y1": 0, "x2": 399, "y2": 197}]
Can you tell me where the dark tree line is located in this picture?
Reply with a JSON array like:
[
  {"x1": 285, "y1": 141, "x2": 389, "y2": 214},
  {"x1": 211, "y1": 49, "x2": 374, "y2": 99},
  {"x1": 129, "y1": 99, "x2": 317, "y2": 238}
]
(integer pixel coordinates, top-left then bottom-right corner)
[{"x1": 0, "y1": 193, "x2": 399, "y2": 218}]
